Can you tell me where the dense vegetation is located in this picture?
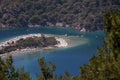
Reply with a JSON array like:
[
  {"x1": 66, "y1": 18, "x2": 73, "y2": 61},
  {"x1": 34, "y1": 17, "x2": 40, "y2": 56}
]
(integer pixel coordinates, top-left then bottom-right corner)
[
  {"x1": 0, "y1": 0, "x2": 119, "y2": 31},
  {"x1": 0, "y1": 56, "x2": 31, "y2": 80},
  {"x1": 0, "y1": 35, "x2": 58, "y2": 54},
  {"x1": 0, "y1": 12, "x2": 120, "y2": 80},
  {"x1": 74, "y1": 11, "x2": 120, "y2": 80}
]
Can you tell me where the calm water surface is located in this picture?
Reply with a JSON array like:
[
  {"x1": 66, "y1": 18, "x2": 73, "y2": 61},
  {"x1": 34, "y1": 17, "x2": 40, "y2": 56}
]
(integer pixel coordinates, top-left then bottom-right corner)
[{"x1": 0, "y1": 27, "x2": 104, "y2": 79}]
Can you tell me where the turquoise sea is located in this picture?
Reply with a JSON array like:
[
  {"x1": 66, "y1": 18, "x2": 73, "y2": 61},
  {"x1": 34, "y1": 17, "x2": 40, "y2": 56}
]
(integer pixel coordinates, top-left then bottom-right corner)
[{"x1": 0, "y1": 27, "x2": 104, "y2": 79}]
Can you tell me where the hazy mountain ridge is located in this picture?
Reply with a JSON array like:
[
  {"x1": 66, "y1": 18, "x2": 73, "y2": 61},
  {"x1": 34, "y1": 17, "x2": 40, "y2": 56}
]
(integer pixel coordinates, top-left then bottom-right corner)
[{"x1": 0, "y1": 0, "x2": 119, "y2": 31}]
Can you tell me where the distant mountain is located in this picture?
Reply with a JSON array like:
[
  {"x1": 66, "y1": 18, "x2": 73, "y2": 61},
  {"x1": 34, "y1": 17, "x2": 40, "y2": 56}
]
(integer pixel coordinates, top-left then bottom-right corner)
[{"x1": 0, "y1": 0, "x2": 119, "y2": 31}]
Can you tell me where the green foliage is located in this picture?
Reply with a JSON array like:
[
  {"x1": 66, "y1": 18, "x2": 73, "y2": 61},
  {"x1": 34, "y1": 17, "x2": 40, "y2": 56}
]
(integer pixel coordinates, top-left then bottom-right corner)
[
  {"x1": 0, "y1": 36, "x2": 57, "y2": 54},
  {"x1": 0, "y1": 11, "x2": 120, "y2": 80},
  {"x1": 0, "y1": 56, "x2": 31, "y2": 80},
  {"x1": 60, "y1": 72, "x2": 72, "y2": 80},
  {"x1": 79, "y1": 11, "x2": 120, "y2": 80},
  {"x1": 0, "y1": 0, "x2": 119, "y2": 31},
  {"x1": 29, "y1": 15, "x2": 40, "y2": 24},
  {"x1": 38, "y1": 57, "x2": 56, "y2": 80},
  {"x1": 18, "y1": 68, "x2": 31, "y2": 80}
]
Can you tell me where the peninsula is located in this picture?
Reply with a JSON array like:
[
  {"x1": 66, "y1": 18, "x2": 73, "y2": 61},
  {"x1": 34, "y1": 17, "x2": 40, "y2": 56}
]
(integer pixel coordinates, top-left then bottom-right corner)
[{"x1": 0, "y1": 34, "x2": 68, "y2": 57}]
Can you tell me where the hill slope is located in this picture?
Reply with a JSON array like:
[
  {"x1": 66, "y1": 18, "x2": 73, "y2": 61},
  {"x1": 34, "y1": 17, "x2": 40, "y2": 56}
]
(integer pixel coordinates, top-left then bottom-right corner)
[{"x1": 0, "y1": 0, "x2": 119, "y2": 31}]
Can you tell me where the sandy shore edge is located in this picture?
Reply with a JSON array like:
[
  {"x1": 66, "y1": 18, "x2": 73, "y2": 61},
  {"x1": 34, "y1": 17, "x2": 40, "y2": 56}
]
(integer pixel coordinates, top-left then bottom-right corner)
[{"x1": 0, "y1": 34, "x2": 68, "y2": 57}]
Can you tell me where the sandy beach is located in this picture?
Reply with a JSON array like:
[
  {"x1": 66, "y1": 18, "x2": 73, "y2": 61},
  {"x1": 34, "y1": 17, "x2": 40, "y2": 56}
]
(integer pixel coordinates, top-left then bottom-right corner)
[{"x1": 0, "y1": 34, "x2": 68, "y2": 57}]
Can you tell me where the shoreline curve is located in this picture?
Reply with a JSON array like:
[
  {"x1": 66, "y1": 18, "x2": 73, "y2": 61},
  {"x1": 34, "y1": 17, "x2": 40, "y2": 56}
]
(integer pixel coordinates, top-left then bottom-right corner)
[{"x1": 0, "y1": 34, "x2": 68, "y2": 57}]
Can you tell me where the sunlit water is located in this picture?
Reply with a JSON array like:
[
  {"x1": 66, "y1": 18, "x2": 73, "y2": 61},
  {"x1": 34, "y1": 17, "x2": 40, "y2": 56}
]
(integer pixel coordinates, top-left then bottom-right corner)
[{"x1": 0, "y1": 26, "x2": 104, "y2": 79}]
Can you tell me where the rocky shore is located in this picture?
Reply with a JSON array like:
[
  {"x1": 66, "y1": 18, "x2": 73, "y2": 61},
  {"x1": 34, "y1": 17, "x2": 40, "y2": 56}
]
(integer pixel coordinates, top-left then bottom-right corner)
[{"x1": 0, "y1": 34, "x2": 68, "y2": 57}]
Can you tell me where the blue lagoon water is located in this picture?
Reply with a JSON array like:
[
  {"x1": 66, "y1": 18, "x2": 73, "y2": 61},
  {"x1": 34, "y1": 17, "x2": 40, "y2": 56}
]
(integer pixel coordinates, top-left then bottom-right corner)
[{"x1": 0, "y1": 27, "x2": 104, "y2": 79}]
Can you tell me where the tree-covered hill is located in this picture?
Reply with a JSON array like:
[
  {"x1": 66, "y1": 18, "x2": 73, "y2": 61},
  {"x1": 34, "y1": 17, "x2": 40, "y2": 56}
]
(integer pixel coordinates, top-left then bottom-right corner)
[
  {"x1": 0, "y1": 0, "x2": 119, "y2": 31},
  {"x1": 0, "y1": 11, "x2": 120, "y2": 80}
]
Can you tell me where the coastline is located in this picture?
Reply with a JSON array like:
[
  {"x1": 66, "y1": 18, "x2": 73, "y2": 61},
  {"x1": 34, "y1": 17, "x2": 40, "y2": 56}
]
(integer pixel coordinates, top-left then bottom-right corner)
[
  {"x1": 0, "y1": 26, "x2": 89, "y2": 32},
  {"x1": 0, "y1": 34, "x2": 68, "y2": 57}
]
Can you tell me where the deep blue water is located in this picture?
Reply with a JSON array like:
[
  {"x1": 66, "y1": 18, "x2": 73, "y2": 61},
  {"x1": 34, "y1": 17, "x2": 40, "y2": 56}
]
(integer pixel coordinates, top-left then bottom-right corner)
[{"x1": 0, "y1": 26, "x2": 104, "y2": 79}]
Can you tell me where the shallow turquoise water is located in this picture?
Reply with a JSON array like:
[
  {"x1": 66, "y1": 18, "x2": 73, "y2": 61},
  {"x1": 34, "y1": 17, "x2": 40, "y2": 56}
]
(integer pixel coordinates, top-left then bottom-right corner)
[{"x1": 0, "y1": 27, "x2": 104, "y2": 79}]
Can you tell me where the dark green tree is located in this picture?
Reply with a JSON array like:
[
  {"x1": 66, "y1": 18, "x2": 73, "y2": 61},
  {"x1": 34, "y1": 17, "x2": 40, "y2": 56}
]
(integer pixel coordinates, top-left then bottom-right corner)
[
  {"x1": 0, "y1": 56, "x2": 31, "y2": 80},
  {"x1": 38, "y1": 57, "x2": 56, "y2": 80},
  {"x1": 29, "y1": 15, "x2": 40, "y2": 24},
  {"x1": 79, "y1": 11, "x2": 120, "y2": 80}
]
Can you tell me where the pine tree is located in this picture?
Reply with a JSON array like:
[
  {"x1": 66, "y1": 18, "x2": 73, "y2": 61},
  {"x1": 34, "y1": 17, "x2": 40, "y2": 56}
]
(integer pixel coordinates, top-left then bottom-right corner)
[
  {"x1": 79, "y1": 11, "x2": 120, "y2": 80},
  {"x1": 0, "y1": 56, "x2": 31, "y2": 80},
  {"x1": 38, "y1": 57, "x2": 56, "y2": 80}
]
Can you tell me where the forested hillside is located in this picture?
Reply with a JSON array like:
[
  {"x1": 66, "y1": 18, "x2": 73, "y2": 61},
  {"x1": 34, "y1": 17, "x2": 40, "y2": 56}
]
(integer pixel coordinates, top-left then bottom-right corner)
[
  {"x1": 0, "y1": 0, "x2": 119, "y2": 31},
  {"x1": 0, "y1": 11, "x2": 120, "y2": 80}
]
